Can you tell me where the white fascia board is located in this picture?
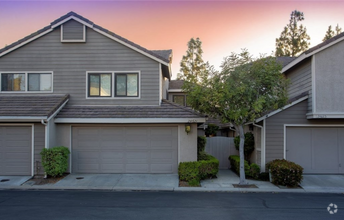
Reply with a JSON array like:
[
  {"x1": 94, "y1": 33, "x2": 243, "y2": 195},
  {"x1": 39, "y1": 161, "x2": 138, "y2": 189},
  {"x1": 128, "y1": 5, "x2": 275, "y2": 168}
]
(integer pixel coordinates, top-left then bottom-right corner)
[
  {"x1": 255, "y1": 95, "x2": 308, "y2": 123},
  {"x1": 0, "y1": 29, "x2": 54, "y2": 57},
  {"x1": 306, "y1": 113, "x2": 344, "y2": 119},
  {"x1": 282, "y1": 36, "x2": 344, "y2": 73},
  {"x1": 92, "y1": 27, "x2": 169, "y2": 66},
  {"x1": 0, "y1": 117, "x2": 46, "y2": 122},
  {"x1": 168, "y1": 89, "x2": 183, "y2": 92},
  {"x1": 51, "y1": 16, "x2": 93, "y2": 28},
  {"x1": 54, "y1": 118, "x2": 206, "y2": 124}
]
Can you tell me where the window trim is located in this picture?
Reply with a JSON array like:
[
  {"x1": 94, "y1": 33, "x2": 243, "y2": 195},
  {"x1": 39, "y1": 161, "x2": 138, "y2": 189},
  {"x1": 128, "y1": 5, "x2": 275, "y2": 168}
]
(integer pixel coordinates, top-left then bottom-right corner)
[
  {"x1": 88, "y1": 72, "x2": 112, "y2": 97},
  {"x1": 0, "y1": 71, "x2": 53, "y2": 93},
  {"x1": 86, "y1": 71, "x2": 141, "y2": 99},
  {"x1": 60, "y1": 23, "x2": 86, "y2": 43}
]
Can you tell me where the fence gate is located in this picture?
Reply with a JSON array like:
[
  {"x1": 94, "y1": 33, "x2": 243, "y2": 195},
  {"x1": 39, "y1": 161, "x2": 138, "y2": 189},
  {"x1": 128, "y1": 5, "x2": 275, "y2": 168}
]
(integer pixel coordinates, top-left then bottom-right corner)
[{"x1": 205, "y1": 137, "x2": 236, "y2": 169}]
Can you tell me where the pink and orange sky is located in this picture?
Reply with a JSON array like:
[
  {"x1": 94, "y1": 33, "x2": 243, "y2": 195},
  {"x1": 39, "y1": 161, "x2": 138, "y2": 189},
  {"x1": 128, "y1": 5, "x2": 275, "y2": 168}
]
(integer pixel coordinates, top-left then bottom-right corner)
[{"x1": 1, "y1": 0, "x2": 344, "y2": 78}]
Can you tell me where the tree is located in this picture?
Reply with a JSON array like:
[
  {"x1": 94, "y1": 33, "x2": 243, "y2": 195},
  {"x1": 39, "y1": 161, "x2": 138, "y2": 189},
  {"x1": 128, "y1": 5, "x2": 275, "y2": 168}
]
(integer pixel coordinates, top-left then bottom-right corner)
[
  {"x1": 323, "y1": 24, "x2": 342, "y2": 41},
  {"x1": 177, "y1": 38, "x2": 207, "y2": 83},
  {"x1": 183, "y1": 49, "x2": 289, "y2": 185},
  {"x1": 275, "y1": 10, "x2": 310, "y2": 57}
]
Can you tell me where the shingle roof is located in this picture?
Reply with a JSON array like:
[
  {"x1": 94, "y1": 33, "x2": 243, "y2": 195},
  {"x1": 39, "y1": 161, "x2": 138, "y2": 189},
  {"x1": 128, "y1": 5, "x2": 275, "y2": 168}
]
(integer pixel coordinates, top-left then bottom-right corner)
[
  {"x1": 169, "y1": 80, "x2": 184, "y2": 90},
  {"x1": 151, "y1": 50, "x2": 172, "y2": 62},
  {"x1": 0, "y1": 11, "x2": 171, "y2": 64},
  {"x1": 0, "y1": 94, "x2": 69, "y2": 118},
  {"x1": 276, "y1": 56, "x2": 297, "y2": 68},
  {"x1": 56, "y1": 99, "x2": 204, "y2": 119}
]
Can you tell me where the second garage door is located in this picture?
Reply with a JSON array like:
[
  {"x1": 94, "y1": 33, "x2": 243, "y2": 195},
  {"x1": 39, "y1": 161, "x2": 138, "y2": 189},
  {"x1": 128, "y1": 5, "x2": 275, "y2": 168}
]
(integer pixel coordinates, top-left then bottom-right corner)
[
  {"x1": 72, "y1": 126, "x2": 178, "y2": 174},
  {"x1": 286, "y1": 127, "x2": 344, "y2": 174}
]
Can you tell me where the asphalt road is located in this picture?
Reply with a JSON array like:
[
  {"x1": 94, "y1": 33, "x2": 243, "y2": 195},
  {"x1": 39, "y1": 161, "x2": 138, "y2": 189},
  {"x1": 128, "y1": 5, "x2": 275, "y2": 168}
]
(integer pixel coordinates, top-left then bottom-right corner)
[{"x1": 0, "y1": 190, "x2": 343, "y2": 220}]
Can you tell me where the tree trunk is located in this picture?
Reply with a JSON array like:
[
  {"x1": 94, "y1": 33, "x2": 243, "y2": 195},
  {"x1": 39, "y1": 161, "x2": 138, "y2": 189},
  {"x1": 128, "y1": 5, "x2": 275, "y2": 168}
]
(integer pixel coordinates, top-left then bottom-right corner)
[{"x1": 235, "y1": 124, "x2": 248, "y2": 185}]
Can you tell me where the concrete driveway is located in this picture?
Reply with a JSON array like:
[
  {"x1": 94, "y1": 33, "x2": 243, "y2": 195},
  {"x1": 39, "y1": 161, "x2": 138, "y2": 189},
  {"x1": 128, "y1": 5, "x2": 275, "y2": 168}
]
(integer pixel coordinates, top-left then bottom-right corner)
[
  {"x1": 300, "y1": 175, "x2": 344, "y2": 193},
  {"x1": 0, "y1": 176, "x2": 32, "y2": 186},
  {"x1": 54, "y1": 173, "x2": 179, "y2": 190}
]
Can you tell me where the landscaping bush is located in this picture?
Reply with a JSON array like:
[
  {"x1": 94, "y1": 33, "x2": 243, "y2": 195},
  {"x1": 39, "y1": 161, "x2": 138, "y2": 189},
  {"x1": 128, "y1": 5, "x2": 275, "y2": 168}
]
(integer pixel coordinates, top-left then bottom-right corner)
[
  {"x1": 178, "y1": 161, "x2": 200, "y2": 186},
  {"x1": 198, "y1": 154, "x2": 219, "y2": 179},
  {"x1": 234, "y1": 132, "x2": 255, "y2": 161},
  {"x1": 266, "y1": 159, "x2": 303, "y2": 187},
  {"x1": 197, "y1": 136, "x2": 207, "y2": 155},
  {"x1": 228, "y1": 155, "x2": 260, "y2": 180},
  {"x1": 205, "y1": 124, "x2": 219, "y2": 137},
  {"x1": 179, "y1": 153, "x2": 219, "y2": 186},
  {"x1": 40, "y1": 146, "x2": 70, "y2": 177}
]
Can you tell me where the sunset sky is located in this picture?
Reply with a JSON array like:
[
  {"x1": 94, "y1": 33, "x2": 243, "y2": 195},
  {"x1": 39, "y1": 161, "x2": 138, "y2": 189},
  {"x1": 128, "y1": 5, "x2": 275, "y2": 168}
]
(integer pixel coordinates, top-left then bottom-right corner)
[{"x1": 1, "y1": 0, "x2": 344, "y2": 78}]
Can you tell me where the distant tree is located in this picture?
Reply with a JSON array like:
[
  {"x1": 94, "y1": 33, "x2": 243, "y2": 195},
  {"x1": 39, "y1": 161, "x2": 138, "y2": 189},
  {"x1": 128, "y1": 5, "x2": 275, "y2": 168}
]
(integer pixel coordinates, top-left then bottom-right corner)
[
  {"x1": 275, "y1": 10, "x2": 310, "y2": 57},
  {"x1": 183, "y1": 49, "x2": 289, "y2": 185},
  {"x1": 323, "y1": 24, "x2": 342, "y2": 41},
  {"x1": 177, "y1": 38, "x2": 207, "y2": 83}
]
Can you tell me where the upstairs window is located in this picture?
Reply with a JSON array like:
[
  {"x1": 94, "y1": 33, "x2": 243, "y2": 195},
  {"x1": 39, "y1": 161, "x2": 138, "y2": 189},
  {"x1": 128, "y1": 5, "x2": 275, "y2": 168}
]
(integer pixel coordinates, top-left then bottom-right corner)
[
  {"x1": 0, "y1": 72, "x2": 52, "y2": 92},
  {"x1": 173, "y1": 95, "x2": 185, "y2": 106},
  {"x1": 115, "y1": 73, "x2": 138, "y2": 97},
  {"x1": 88, "y1": 73, "x2": 112, "y2": 97}
]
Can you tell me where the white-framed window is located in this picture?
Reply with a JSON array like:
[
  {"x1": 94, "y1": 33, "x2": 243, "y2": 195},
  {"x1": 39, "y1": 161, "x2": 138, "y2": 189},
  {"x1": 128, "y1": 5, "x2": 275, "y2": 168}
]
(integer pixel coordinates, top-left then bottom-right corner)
[
  {"x1": 0, "y1": 72, "x2": 53, "y2": 92},
  {"x1": 86, "y1": 71, "x2": 140, "y2": 99}
]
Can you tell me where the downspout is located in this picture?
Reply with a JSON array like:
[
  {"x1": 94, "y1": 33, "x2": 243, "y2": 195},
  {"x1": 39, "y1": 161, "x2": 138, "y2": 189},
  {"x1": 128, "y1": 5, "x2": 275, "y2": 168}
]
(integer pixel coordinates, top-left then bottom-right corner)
[{"x1": 41, "y1": 119, "x2": 48, "y2": 178}]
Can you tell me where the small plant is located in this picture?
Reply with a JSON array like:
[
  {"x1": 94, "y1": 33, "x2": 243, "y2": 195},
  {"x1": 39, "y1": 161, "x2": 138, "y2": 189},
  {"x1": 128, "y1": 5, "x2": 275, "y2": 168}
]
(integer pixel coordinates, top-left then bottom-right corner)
[
  {"x1": 234, "y1": 132, "x2": 255, "y2": 161},
  {"x1": 266, "y1": 159, "x2": 303, "y2": 187},
  {"x1": 40, "y1": 146, "x2": 70, "y2": 177},
  {"x1": 228, "y1": 155, "x2": 260, "y2": 180},
  {"x1": 205, "y1": 124, "x2": 219, "y2": 137},
  {"x1": 197, "y1": 136, "x2": 207, "y2": 155}
]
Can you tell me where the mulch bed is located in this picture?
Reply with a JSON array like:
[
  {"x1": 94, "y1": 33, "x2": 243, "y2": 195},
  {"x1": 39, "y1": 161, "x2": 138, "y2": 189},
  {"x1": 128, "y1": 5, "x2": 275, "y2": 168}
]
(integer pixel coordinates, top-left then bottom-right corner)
[
  {"x1": 179, "y1": 180, "x2": 200, "y2": 187},
  {"x1": 29, "y1": 174, "x2": 68, "y2": 185}
]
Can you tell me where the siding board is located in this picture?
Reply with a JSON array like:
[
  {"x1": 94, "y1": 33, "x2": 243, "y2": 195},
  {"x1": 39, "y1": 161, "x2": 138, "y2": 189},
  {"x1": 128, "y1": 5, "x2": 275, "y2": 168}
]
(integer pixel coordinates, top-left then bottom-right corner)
[{"x1": 0, "y1": 27, "x2": 160, "y2": 106}]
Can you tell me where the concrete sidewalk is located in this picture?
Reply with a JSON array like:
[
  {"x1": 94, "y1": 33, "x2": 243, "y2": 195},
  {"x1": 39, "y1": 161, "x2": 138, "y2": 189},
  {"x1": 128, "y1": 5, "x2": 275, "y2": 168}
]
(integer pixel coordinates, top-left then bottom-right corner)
[{"x1": 1, "y1": 170, "x2": 344, "y2": 193}]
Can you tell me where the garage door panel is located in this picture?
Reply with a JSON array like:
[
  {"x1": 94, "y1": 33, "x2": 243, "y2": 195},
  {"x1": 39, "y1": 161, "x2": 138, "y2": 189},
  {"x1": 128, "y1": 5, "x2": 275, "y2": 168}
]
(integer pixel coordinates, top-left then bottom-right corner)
[
  {"x1": 0, "y1": 126, "x2": 32, "y2": 176},
  {"x1": 151, "y1": 164, "x2": 173, "y2": 173},
  {"x1": 287, "y1": 128, "x2": 312, "y2": 171},
  {"x1": 287, "y1": 127, "x2": 343, "y2": 174},
  {"x1": 126, "y1": 164, "x2": 149, "y2": 173},
  {"x1": 312, "y1": 128, "x2": 338, "y2": 171},
  {"x1": 72, "y1": 126, "x2": 178, "y2": 174}
]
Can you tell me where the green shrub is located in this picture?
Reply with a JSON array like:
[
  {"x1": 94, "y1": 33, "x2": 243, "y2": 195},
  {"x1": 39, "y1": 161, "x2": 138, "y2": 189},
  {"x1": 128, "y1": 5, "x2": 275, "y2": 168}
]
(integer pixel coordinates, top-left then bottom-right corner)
[
  {"x1": 205, "y1": 124, "x2": 219, "y2": 137},
  {"x1": 198, "y1": 154, "x2": 219, "y2": 179},
  {"x1": 179, "y1": 153, "x2": 219, "y2": 186},
  {"x1": 178, "y1": 161, "x2": 200, "y2": 186},
  {"x1": 266, "y1": 159, "x2": 303, "y2": 187},
  {"x1": 198, "y1": 151, "x2": 209, "y2": 161},
  {"x1": 197, "y1": 136, "x2": 207, "y2": 155},
  {"x1": 234, "y1": 132, "x2": 255, "y2": 161},
  {"x1": 228, "y1": 155, "x2": 260, "y2": 180},
  {"x1": 40, "y1": 146, "x2": 70, "y2": 177}
]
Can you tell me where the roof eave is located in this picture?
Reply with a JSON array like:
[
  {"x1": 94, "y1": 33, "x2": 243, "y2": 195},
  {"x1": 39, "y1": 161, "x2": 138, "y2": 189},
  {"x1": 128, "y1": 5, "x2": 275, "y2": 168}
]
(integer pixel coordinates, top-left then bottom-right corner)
[{"x1": 54, "y1": 118, "x2": 206, "y2": 124}]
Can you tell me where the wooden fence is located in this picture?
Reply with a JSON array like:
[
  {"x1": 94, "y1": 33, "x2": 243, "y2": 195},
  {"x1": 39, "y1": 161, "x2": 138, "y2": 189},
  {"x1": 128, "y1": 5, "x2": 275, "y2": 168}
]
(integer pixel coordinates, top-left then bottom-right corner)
[{"x1": 205, "y1": 137, "x2": 237, "y2": 169}]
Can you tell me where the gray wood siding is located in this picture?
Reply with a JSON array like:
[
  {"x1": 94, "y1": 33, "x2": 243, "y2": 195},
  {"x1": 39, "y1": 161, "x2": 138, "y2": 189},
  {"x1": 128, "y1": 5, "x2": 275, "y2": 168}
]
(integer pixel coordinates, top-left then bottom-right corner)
[
  {"x1": 265, "y1": 100, "x2": 344, "y2": 164},
  {"x1": 285, "y1": 60, "x2": 312, "y2": 113},
  {"x1": 34, "y1": 123, "x2": 45, "y2": 175},
  {"x1": 0, "y1": 27, "x2": 160, "y2": 105},
  {"x1": 62, "y1": 20, "x2": 84, "y2": 41}
]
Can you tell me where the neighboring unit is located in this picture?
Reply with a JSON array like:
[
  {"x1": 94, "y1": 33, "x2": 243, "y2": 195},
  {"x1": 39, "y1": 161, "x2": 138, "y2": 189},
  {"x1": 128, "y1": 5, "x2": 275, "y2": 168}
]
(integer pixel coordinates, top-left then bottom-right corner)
[
  {"x1": 251, "y1": 36, "x2": 344, "y2": 174},
  {"x1": 0, "y1": 12, "x2": 205, "y2": 176}
]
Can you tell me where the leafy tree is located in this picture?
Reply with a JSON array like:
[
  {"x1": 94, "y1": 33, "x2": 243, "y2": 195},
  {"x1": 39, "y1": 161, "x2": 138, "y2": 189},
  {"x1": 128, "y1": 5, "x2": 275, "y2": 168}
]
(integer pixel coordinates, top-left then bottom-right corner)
[
  {"x1": 323, "y1": 24, "x2": 342, "y2": 41},
  {"x1": 177, "y1": 38, "x2": 207, "y2": 83},
  {"x1": 183, "y1": 49, "x2": 289, "y2": 185},
  {"x1": 275, "y1": 10, "x2": 310, "y2": 57}
]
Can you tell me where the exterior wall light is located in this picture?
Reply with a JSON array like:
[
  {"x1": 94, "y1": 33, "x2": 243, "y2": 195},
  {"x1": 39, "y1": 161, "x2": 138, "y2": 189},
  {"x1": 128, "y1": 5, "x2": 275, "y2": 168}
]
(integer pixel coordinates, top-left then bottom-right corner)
[{"x1": 185, "y1": 123, "x2": 191, "y2": 134}]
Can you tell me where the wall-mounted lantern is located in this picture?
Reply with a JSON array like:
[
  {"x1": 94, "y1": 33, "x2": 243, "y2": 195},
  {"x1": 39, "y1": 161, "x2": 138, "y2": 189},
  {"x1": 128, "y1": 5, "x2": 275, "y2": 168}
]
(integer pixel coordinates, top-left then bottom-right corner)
[{"x1": 185, "y1": 123, "x2": 191, "y2": 134}]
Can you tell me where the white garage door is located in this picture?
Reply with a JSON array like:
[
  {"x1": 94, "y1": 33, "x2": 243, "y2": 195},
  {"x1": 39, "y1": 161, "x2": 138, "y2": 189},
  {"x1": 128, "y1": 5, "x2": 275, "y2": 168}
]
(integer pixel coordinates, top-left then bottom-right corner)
[
  {"x1": 72, "y1": 126, "x2": 178, "y2": 174},
  {"x1": 286, "y1": 127, "x2": 344, "y2": 174},
  {"x1": 0, "y1": 126, "x2": 32, "y2": 175}
]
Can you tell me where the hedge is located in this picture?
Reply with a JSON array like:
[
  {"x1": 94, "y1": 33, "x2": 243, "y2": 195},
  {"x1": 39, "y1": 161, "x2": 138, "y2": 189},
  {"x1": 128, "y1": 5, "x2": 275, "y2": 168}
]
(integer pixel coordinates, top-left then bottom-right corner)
[
  {"x1": 40, "y1": 146, "x2": 70, "y2": 177},
  {"x1": 178, "y1": 153, "x2": 219, "y2": 186},
  {"x1": 228, "y1": 155, "x2": 260, "y2": 180},
  {"x1": 266, "y1": 159, "x2": 303, "y2": 187}
]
